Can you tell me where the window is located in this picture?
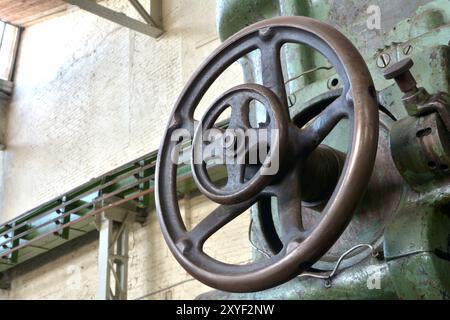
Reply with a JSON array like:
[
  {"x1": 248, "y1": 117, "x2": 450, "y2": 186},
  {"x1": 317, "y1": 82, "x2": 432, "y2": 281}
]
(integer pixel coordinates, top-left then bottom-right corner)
[{"x1": 0, "y1": 21, "x2": 21, "y2": 82}]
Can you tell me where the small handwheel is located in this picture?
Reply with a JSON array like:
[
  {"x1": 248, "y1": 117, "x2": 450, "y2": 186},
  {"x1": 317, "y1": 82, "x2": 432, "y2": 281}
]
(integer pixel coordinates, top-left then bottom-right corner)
[
  {"x1": 192, "y1": 84, "x2": 289, "y2": 205},
  {"x1": 156, "y1": 16, "x2": 378, "y2": 292}
]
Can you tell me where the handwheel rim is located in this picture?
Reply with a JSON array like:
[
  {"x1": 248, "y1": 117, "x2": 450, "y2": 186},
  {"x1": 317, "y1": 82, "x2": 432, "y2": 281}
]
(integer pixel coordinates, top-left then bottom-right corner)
[{"x1": 155, "y1": 16, "x2": 379, "y2": 293}]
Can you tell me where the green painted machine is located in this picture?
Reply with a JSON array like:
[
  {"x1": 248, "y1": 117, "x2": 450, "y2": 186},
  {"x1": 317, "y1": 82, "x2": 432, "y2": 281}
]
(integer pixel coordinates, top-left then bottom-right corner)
[{"x1": 155, "y1": 0, "x2": 450, "y2": 299}]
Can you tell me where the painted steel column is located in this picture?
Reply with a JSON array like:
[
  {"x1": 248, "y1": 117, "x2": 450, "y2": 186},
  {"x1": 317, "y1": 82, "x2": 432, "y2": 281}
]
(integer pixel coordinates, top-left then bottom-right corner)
[
  {"x1": 97, "y1": 209, "x2": 132, "y2": 300},
  {"x1": 97, "y1": 212, "x2": 112, "y2": 300},
  {"x1": 114, "y1": 221, "x2": 130, "y2": 300}
]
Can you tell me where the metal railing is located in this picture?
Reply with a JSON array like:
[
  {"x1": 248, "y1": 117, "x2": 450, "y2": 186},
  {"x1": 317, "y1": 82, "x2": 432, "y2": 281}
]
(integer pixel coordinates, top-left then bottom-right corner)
[{"x1": 0, "y1": 149, "x2": 159, "y2": 271}]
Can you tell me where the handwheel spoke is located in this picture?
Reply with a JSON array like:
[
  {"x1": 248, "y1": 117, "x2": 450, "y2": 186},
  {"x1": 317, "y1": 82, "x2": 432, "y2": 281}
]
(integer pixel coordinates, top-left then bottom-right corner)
[
  {"x1": 225, "y1": 162, "x2": 245, "y2": 189},
  {"x1": 228, "y1": 97, "x2": 250, "y2": 130},
  {"x1": 189, "y1": 199, "x2": 255, "y2": 246},
  {"x1": 259, "y1": 40, "x2": 287, "y2": 107},
  {"x1": 205, "y1": 134, "x2": 225, "y2": 163},
  {"x1": 300, "y1": 95, "x2": 347, "y2": 151},
  {"x1": 273, "y1": 165, "x2": 305, "y2": 244}
]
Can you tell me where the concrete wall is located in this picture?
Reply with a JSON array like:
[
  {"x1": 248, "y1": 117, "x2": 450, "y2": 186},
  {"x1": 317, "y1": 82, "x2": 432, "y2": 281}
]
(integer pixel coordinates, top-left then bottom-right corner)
[{"x1": 0, "y1": 0, "x2": 250, "y2": 299}]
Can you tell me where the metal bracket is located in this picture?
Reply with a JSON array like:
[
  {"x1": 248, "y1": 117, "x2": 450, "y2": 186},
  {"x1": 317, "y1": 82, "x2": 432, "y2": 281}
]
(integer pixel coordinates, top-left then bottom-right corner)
[
  {"x1": 64, "y1": 0, "x2": 163, "y2": 38},
  {"x1": 97, "y1": 209, "x2": 134, "y2": 300}
]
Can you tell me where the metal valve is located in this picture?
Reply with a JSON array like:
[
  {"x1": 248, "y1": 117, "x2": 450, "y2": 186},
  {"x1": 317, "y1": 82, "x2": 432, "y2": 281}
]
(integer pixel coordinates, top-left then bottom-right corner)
[
  {"x1": 384, "y1": 58, "x2": 431, "y2": 116},
  {"x1": 383, "y1": 58, "x2": 418, "y2": 94},
  {"x1": 387, "y1": 58, "x2": 450, "y2": 191}
]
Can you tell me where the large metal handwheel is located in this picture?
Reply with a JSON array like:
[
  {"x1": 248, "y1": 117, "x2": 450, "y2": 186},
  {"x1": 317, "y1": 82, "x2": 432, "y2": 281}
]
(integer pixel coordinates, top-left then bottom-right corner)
[{"x1": 155, "y1": 16, "x2": 379, "y2": 292}]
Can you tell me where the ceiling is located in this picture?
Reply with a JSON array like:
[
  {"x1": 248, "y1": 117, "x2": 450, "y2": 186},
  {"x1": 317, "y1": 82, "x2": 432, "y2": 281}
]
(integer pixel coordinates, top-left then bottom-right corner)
[{"x1": 0, "y1": 0, "x2": 68, "y2": 26}]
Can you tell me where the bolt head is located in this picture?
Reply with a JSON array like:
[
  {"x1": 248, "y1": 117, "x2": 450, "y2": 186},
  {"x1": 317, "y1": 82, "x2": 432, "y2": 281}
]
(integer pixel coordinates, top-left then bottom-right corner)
[
  {"x1": 376, "y1": 53, "x2": 391, "y2": 68},
  {"x1": 403, "y1": 45, "x2": 413, "y2": 55}
]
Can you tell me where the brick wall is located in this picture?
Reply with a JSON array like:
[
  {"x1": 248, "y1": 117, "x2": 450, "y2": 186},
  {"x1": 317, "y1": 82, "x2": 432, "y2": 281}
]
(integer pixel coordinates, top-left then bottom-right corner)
[{"x1": 0, "y1": 0, "x2": 250, "y2": 299}]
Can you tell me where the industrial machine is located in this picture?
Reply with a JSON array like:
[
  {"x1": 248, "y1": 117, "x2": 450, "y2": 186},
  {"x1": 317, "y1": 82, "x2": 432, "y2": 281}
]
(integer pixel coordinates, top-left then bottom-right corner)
[{"x1": 155, "y1": 0, "x2": 450, "y2": 299}]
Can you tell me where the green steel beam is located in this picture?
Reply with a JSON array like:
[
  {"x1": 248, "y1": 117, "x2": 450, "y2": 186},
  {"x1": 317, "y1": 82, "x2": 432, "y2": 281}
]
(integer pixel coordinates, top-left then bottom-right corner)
[{"x1": 0, "y1": 149, "x2": 153, "y2": 271}]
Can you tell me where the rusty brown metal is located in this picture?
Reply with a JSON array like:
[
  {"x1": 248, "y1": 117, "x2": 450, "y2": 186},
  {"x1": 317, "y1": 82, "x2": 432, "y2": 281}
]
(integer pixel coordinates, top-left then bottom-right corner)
[
  {"x1": 390, "y1": 111, "x2": 450, "y2": 191},
  {"x1": 416, "y1": 92, "x2": 450, "y2": 132},
  {"x1": 191, "y1": 84, "x2": 289, "y2": 205},
  {"x1": 384, "y1": 58, "x2": 418, "y2": 93},
  {"x1": 256, "y1": 107, "x2": 403, "y2": 271},
  {"x1": 155, "y1": 16, "x2": 379, "y2": 292},
  {"x1": 383, "y1": 57, "x2": 450, "y2": 130}
]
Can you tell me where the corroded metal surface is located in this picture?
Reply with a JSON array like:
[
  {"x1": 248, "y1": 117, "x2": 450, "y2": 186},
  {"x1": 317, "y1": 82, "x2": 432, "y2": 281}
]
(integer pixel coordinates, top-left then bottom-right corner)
[
  {"x1": 155, "y1": 16, "x2": 378, "y2": 292},
  {"x1": 384, "y1": 58, "x2": 418, "y2": 94},
  {"x1": 391, "y1": 112, "x2": 450, "y2": 192},
  {"x1": 197, "y1": 258, "x2": 397, "y2": 300}
]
